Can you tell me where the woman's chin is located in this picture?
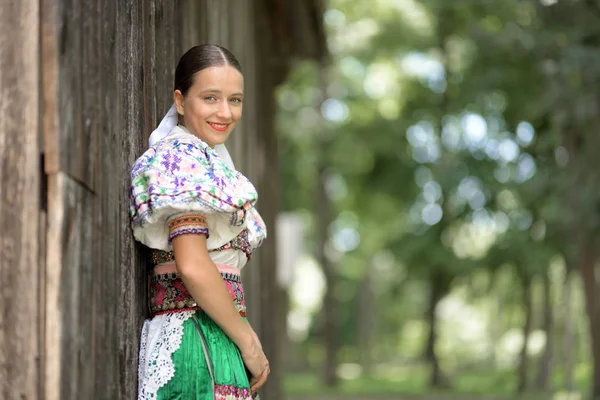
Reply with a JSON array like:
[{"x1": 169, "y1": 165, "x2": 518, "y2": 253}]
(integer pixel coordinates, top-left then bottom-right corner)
[{"x1": 195, "y1": 131, "x2": 231, "y2": 147}]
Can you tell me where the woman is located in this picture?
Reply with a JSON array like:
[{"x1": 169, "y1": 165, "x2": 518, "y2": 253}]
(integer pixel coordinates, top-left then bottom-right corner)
[{"x1": 130, "y1": 44, "x2": 270, "y2": 400}]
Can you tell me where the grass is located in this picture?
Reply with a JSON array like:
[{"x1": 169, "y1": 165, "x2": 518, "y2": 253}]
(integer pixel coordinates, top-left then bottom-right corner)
[{"x1": 283, "y1": 364, "x2": 591, "y2": 399}]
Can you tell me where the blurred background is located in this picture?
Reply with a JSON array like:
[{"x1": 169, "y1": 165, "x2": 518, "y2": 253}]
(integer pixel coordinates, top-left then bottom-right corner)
[{"x1": 275, "y1": 1, "x2": 600, "y2": 399}]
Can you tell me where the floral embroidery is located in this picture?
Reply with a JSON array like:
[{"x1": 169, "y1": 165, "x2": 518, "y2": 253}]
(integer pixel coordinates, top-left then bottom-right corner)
[
  {"x1": 223, "y1": 277, "x2": 245, "y2": 313},
  {"x1": 129, "y1": 126, "x2": 267, "y2": 251},
  {"x1": 212, "y1": 229, "x2": 254, "y2": 259},
  {"x1": 151, "y1": 249, "x2": 176, "y2": 265}
]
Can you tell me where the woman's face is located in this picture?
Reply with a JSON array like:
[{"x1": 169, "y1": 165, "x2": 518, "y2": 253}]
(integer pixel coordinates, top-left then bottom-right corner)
[{"x1": 174, "y1": 65, "x2": 244, "y2": 147}]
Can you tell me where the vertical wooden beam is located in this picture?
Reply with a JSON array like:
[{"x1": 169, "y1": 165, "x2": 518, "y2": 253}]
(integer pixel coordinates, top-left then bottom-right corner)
[
  {"x1": 46, "y1": 173, "x2": 95, "y2": 399},
  {"x1": 40, "y1": 0, "x2": 60, "y2": 396},
  {"x1": 246, "y1": 2, "x2": 283, "y2": 398},
  {"x1": 0, "y1": 1, "x2": 41, "y2": 399},
  {"x1": 115, "y1": 1, "x2": 148, "y2": 399}
]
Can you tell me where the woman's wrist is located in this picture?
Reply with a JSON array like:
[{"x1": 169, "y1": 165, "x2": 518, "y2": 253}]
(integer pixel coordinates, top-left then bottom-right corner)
[{"x1": 234, "y1": 328, "x2": 257, "y2": 353}]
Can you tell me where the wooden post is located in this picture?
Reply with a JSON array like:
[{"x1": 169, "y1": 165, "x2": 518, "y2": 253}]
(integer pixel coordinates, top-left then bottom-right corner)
[{"x1": 0, "y1": 1, "x2": 41, "y2": 399}]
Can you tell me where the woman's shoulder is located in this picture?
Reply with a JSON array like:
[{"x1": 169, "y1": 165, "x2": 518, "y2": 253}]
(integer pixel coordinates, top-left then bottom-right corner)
[
  {"x1": 128, "y1": 126, "x2": 264, "y2": 250},
  {"x1": 131, "y1": 127, "x2": 214, "y2": 177}
]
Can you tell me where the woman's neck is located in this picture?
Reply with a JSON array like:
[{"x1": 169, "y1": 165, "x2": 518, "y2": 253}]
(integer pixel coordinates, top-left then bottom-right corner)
[{"x1": 176, "y1": 124, "x2": 215, "y2": 148}]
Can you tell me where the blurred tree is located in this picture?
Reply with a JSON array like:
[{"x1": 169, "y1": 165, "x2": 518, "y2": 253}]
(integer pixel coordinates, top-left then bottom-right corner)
[{"x1": 278, "y1": 0, "x2": 600, "y2": 397}]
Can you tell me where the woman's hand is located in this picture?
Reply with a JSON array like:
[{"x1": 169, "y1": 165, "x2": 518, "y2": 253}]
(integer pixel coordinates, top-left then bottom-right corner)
[
  {"x1": 240, "y1": 339, "x2": 270, "y2": 394},
  {"x1": 250, "y1": 368, "x2": 269, "y2": 396},
  {"x1": 247, "y1": 325, "x2": 268, "y2": 394}
]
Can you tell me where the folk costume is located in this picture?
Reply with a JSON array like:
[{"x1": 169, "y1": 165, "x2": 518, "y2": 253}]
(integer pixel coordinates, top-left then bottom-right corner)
[{"x1": 130, "y1": 104, "x2": 266, "y2": 399}]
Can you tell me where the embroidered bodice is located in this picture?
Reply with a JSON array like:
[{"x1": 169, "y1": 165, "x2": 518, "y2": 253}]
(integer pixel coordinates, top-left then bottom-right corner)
[{"x1": 129, "y1": 125, "x2": 267, "y2": 254}]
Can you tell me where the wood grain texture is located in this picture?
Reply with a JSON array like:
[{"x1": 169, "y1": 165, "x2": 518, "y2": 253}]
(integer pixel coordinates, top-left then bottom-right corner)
[
  {"x1": 45, "y1": 173, "x2": 94, "y2": 399},
  {"x1": 115, "y1": 2, "x2": 150, "y2": 398},
  {"x1": 0, "y1": 1, "x2": 41, "y2": 399},
  {"x1": 50, "y1": 0, "x2": 97, "y2": 188},
  {"x1": 0, "y1": 1, "x2": 324, "y2": 398},
  {"x1": 42, "y1": 1, "x2": 171, "y2": 399}
]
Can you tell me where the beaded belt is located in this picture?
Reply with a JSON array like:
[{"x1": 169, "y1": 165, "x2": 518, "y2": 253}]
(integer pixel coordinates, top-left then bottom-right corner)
[{"x1": 149, "y1": 271, "x2": 246, "y2": 317}]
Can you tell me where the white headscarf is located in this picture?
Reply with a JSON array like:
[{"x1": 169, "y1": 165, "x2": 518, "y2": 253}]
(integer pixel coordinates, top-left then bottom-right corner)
[{"x1": 148, "y1": 103, "x2": 236, "y2": 169}]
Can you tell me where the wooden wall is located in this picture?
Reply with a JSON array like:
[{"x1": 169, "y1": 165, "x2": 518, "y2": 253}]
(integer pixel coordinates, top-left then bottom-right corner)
[
  {"x1": 41, "y1": 1, "x2": 178, "y2": 398},
  {"x1": 1, "y1": 0, "x2": 322, "y2": 399}
]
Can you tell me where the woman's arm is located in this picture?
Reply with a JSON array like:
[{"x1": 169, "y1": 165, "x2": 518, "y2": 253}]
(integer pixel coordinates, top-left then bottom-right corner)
[
  {"x1": 171, "y1": 233, "x2": 254, "y2": 350},
  {"x1": 246, "y1": 320, "x2": 263, "y2": 350},
  {"x1": 172, "y1": 232, "x2": 270, "y2": 392}
]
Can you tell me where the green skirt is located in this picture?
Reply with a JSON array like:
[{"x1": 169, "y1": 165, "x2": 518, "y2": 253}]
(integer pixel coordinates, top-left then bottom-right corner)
[{"x1": 156, "y1": 311, "x2": 253, "y2": 400}]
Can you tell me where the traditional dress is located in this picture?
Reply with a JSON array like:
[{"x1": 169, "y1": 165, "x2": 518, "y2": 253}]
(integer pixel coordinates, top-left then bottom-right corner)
[{"x1": 130, "y1": 124, "x2": 267, "y2": 400}]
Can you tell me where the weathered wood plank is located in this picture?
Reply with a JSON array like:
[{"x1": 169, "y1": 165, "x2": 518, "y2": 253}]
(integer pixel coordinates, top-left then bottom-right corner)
[
  {"x1": 115, "y1": 2, "x2": 147, "y2": 399},
  {"x1": 41, "y1": 0, "x2": 60, "y2": 396},
  {"x1": 179, "y1": 0, "x2": 204, "y2": 52},
  {"x1": 93, "y1": 0, "x2": 121, "y2": 397},
  {"x1": 46, "y1": 173, "x2": 94, "y2": 400},
  {"x1": 114, "y1": 1, "x2": 158, "y2": 399},
  {"x1": 142, "y1": 0, "x2": 158, "y2": 142},
  {"x1": 42, "y1": 0, "x2": 59, "y2": 176},
  {"x1": 80, "y1": 0, "x2": 101, "y2": 394},
  {"x1": 227, "y1": 0, "x2": 257, "y2": 172},
  {"x1": 150, "y1": 0, "x2": 177, "y2": 138},
  {"x1": 43, "y1": 0, "x2": 97, "y2": 189},
  {"x1": 251, "y1": 5, "x2": 283, "y2": 394},
  {"x1": 42, "y1": 0, "x2": 151, "y2": 398},
  {"x1": 0, "y1": 1, "x2": 41, "y2": 399}
]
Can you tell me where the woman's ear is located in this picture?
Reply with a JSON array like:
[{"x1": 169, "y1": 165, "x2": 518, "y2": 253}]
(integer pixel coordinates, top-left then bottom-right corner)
[{"x1": 174, "y1": 90, "x2": 185, "y2": 116}]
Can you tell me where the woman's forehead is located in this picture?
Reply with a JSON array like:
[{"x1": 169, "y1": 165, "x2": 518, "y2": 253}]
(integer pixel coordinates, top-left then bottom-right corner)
[{"x1": 192, "y1": 66, "x2": 244, "y2": 91}]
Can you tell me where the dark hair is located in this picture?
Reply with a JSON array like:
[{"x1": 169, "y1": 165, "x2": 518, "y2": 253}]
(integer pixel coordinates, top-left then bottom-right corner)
[{"x1": 174, "y1": 44, "x2": 243, "y2": 96}]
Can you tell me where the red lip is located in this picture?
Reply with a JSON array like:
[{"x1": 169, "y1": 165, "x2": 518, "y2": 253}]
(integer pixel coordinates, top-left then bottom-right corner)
[{"x1": 207, "y1": 122, "x2": 230, "y2": 132}]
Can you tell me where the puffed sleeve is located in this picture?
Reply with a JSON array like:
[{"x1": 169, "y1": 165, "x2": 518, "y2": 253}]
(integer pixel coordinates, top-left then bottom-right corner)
[{"x1": 129, "y1": 131, "x2": 267, "y2": 251}]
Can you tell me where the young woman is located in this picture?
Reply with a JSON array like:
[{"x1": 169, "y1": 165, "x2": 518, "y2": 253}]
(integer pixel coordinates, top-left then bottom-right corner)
[{"x1": 130, "y1": 44, "x2": 270, "y2": 400}]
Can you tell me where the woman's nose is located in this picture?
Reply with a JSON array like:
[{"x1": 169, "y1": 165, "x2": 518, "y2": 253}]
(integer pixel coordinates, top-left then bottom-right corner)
[{"x1": 216, "y1": 102, "x2": 232, "y2": 120}]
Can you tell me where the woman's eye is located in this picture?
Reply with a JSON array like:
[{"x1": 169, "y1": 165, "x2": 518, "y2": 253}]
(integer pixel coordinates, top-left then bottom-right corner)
[
  {"x1": 204, "y1": 96, "x2": 217, "y2": 102},
  {"x1": 230, "y1": 98, "x2": 243, "y2": 104}
]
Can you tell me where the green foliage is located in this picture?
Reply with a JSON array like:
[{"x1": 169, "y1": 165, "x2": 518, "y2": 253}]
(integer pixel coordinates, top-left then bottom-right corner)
[{"x1": 278, "y1": 0, "x2": 600, "y2": 396}]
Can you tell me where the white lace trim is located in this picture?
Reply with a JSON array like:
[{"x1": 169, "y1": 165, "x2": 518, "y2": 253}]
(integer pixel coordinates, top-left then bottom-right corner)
[{"x1": 137, "y1": 311, "x2": 195, "y2": 400}]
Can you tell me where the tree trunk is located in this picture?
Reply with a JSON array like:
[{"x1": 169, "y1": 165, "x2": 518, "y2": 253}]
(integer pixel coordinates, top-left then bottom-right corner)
[
  {"x1": 578, "y1": 234, "x2": 600, "y2": 398},
  {"x1": 562, "y1": 270, "x2": 575, "y2": 392},
  {"x1": 357, "y1": 268, "x2": 374, "y2": 375},
  {"x1": 424, "y1": 271, "x2": 450, "y2": 388},
  {"x1": 517, "y1": 275, "x2": 533, "y2": 393},
  {"x1": 488, "y1": 291, "x2": 504, "y2": 367},
  {"x1": 322, "y1": 282, "x2": 338, "y2": 387},
  {"x1": 562, "y1": 111, "x2": 600, "y2": 398},
  {"x1": 316, "y1": 166, "x2": 338, "y2": 387},
  {"x1": 534, "y1": 271, "x2": 554, "y2": 391}
]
